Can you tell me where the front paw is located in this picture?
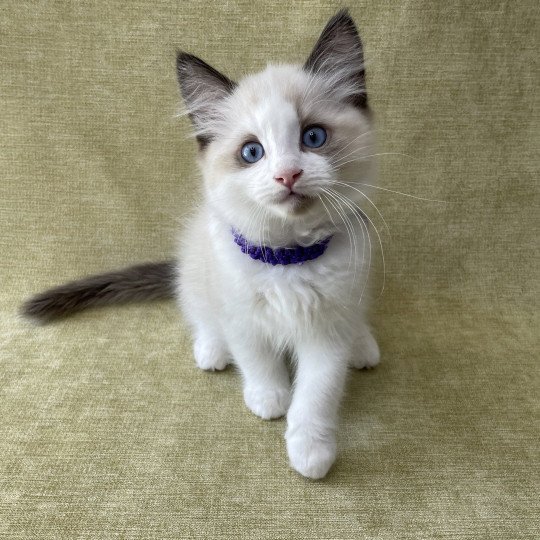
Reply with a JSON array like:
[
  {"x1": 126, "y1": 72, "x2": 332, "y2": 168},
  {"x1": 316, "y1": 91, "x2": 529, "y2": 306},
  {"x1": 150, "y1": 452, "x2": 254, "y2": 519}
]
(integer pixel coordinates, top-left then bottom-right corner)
[
  {"x1": 243, "y1": 386, "x2": 290, "y2": 420},
  {"x1": 286, "y1": 430, "x2": 337, "y2": 479}
]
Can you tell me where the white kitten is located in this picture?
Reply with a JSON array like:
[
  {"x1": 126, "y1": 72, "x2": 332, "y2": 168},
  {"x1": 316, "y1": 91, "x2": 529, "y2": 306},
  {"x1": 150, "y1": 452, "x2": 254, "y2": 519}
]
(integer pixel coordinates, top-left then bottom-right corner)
[
  {"x1": 23, "y1": 9, "x2": 380, "y2": 479},
  {"x1": 177, "y1": 10, "x2": 379, "y2": 478}
]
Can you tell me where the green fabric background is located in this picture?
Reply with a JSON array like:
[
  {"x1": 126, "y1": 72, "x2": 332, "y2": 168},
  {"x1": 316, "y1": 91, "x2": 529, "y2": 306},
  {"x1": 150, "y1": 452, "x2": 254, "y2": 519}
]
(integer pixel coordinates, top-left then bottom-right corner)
[{"x1": 1, "y1": 1, "x2": 538, "y2": 538}]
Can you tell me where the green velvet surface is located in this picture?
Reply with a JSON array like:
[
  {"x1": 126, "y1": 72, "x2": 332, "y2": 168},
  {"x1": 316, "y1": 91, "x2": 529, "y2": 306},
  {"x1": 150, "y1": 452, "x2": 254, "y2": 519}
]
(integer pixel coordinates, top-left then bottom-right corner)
[{"x1": 1, "y1": 1, "x2": 538, "y2": 538}]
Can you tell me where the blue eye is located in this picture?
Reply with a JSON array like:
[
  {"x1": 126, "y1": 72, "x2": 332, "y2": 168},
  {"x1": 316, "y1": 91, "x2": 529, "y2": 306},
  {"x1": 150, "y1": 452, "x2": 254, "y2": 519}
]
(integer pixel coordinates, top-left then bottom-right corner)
[
  {"x1": 302, "y1": 126, "x2": 327, "y2": 148},
  {"x1": 241, "y1": 142, "x2": 264, "y2": 163}
]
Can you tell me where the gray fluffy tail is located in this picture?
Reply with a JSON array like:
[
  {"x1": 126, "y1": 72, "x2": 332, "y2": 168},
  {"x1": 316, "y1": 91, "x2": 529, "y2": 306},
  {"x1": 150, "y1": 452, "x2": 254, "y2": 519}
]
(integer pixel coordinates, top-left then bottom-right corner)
[{"x1": 21, "y1": 261, "x2": 177, "y2": 323}]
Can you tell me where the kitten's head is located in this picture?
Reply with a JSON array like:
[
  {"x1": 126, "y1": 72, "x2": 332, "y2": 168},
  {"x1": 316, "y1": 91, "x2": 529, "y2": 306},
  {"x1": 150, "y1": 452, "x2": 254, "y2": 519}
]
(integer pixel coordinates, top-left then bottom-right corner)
[{"x1": 177, "y1": 9, "x2": 374, "y2": 242}]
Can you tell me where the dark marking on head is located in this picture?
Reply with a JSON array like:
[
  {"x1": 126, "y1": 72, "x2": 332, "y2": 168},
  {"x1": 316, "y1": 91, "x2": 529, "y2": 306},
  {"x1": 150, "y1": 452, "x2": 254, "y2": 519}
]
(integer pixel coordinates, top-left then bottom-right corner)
[
  {"x1": 176, "y1": 51, "x2": 237, "y2": 148},
  {"x1": 195, "y1": 134, "x2": 212, "y2": 150},
  {"x1": 304, "y1": 9, "x2": 368, "y2": 109}
]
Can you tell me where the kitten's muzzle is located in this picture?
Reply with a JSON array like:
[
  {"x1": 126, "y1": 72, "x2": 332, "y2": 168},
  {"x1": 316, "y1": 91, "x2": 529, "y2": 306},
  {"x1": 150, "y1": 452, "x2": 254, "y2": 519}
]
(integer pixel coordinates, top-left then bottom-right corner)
[{"x1": 274, "y1": 168, "x2": 303, "y2": 190}]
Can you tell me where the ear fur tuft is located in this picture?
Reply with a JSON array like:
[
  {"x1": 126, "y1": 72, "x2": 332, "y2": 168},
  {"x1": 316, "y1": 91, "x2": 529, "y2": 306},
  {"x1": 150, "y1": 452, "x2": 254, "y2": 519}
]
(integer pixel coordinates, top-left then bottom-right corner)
[
  {"x1": 176, "y1": 51, "x2": 237, "y2": 146},
  {"x1": 304, "y1": 9, "x2": 368, "y2": 108}
]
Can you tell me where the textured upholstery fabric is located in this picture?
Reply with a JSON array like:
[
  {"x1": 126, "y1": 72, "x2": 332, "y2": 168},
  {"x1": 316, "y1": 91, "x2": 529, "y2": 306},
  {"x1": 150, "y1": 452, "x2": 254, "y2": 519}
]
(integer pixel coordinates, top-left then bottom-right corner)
[{"x1": 1, "y1": 1, "x2": 538, "y2": 538}]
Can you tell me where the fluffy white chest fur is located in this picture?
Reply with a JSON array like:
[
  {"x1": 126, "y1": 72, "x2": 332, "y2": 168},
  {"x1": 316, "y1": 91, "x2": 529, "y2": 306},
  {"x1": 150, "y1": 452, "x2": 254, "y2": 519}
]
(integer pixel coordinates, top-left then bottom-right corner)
[{"x1": 182, "y1": 205, "x2": 369, "y2": 342}]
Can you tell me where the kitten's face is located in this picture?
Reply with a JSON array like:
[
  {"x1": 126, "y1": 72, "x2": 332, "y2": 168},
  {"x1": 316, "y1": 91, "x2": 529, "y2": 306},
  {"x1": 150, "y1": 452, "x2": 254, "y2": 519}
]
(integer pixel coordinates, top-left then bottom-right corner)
[
  {"x1": 177, "y1": 10, "x2": 372, "y2": 239},
  {"x1": 200, "y1": 65, "x2": 372, "y2": 224}
]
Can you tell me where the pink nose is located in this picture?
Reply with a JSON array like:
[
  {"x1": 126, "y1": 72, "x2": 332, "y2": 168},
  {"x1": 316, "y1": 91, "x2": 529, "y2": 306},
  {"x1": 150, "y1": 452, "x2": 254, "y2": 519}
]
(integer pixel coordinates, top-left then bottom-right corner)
[{"x1": 274, "y1": 168, "x2": 303, "y2": 190}]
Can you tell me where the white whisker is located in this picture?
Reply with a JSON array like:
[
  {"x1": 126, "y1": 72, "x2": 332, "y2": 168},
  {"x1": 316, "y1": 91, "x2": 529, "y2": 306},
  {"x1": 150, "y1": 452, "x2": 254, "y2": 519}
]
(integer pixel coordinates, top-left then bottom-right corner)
[
  {"x1": 327, "y1": 189, "x2": 372, "y2": 304},
  {"x1": 346, "y1": 182, "x2": 448, "y2": 203},
  {"x1": 334, "y1": 181, "x2": 391, "y2": 236},
  {"x1": 329, "y1": 188, "x2": 386, "y2": 299},
  {"x1": 321, "y1": 190, "x2": 355, "y2": 274},
  {"x1": 322, "y1": 189, "x2": 358, "y2": 284}
]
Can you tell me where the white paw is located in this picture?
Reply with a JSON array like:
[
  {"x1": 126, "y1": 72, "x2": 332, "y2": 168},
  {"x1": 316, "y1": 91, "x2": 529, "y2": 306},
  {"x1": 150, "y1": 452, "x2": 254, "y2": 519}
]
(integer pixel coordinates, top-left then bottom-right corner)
[
  {"x1": 286, "y1": 431, "x2": 336, "y2": 479},
  {"x1": 351, "y1": 330, "x2": 380, "y2": 369},
  {"x1": 193, "y1": 336, "x2": 229, "y2": 371},
  {"x1": 243, "y1": 386, "x2": 290, "y2": 420}
]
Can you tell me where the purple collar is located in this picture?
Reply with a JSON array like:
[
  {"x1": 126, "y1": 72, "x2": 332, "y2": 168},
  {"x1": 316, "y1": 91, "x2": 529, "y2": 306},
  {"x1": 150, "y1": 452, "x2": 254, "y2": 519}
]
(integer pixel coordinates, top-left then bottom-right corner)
[{"x1": 232, "y1": 229, "x2": 332, "y2": 266}]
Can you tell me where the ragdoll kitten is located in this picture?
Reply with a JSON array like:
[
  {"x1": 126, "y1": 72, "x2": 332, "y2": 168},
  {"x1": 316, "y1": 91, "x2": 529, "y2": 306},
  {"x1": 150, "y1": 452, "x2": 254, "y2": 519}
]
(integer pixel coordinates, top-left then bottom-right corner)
[{"x1": 23, "y1": 9, "x2": 380, "y2": 479}]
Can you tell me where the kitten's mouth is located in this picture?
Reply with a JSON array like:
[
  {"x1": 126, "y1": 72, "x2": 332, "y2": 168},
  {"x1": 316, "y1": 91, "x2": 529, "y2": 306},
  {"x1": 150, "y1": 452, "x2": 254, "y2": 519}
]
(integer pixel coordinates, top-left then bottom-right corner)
[{"x1": 276, "y1": 191, "x2": 315, "y2": 213}]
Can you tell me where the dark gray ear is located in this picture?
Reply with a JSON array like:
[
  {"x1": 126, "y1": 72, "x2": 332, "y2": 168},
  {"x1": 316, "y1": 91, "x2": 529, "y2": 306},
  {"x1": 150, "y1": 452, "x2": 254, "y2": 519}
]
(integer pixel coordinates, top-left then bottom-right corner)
[
  {"x1": 304, "y1": 9, "x2": 367, "y2": 108},
  {"x1": 176, "y1": 52, "x2": 237, "y2": 147}
]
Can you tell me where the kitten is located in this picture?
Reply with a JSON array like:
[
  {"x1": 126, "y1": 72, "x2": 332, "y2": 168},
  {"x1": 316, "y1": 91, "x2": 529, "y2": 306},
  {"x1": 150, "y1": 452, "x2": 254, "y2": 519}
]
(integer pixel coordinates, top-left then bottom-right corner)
[{"x1": 22, "y1": 9, "x2": 380, "y2": 479}]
